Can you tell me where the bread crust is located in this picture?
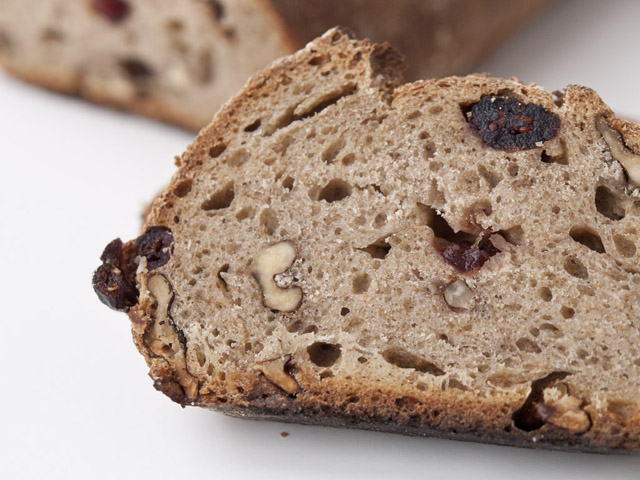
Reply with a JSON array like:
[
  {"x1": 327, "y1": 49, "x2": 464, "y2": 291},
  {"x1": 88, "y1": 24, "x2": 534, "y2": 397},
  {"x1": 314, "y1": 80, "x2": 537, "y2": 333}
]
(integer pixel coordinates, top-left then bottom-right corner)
[{"x1": 105, "y1": 28, "x2": 640, "y2": 453}]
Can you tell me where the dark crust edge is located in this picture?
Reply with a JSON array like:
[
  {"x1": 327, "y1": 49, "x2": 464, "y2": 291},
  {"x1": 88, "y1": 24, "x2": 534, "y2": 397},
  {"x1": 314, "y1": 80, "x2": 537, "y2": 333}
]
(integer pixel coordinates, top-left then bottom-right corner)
[
  {"x1": 212, "y1": 403, "x2": 638, "y2": 455},
  {"x1": 181, "y1": 365, "x2": 640, "y2": 454}
]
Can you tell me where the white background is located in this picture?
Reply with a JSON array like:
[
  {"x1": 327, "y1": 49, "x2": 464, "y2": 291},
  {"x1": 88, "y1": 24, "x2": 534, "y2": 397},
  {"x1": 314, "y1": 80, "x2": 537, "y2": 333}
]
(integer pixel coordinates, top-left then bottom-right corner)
[{"x1": 1, "y1": 1, "x2": 639, "y2": 478}]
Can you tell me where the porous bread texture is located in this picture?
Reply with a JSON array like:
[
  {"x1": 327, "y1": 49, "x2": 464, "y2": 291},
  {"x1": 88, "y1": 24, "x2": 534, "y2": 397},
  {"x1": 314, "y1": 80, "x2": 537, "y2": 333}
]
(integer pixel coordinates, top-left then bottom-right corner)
[
  {"x1": 127, "y1": 28, "x2": 640, "y2": 452},
  {"x1": 0, "y1": 0, "x2": 550, "y2": 130}
]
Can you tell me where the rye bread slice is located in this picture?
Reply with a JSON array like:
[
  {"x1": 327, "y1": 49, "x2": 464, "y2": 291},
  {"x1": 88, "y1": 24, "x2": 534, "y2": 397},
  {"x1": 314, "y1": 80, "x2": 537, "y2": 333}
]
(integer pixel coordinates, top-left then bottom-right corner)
[{"x1": 94, "y1": 28, "x2": 640, "y2": 452}]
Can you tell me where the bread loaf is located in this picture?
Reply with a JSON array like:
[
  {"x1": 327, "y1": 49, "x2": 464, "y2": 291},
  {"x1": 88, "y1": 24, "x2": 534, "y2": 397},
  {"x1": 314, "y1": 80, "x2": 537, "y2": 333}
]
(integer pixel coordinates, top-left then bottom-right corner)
[
  {"x1": 0, "y1": 0, "x2": 549, "y2": 130},
  {"x1": 93, "y1": 28, "x2": 640, "y2": 452}
]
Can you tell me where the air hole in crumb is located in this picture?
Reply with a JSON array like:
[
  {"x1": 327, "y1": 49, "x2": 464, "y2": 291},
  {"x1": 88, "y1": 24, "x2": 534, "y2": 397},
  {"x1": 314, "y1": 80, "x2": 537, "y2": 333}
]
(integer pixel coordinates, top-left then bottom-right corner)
[
  {"x1": 165, "y1": 19, "x2": 183, "y2": 33},
  {"x1": 340, "y1": 307, "x2": 350, "y2": 316},
  {"x1": 227, "y1": 149, "x2": 249, "y2": 167},
  {"x1": 302, "y1": 325, "x2": 318, "y2": 334},
  {"x1": 561, "y1": 306, "x2": 575, "y2": 319},
  {"x1": 259, "y1": 208, "x2": 279, "y2": 235},
  {"x1": 201, "y1": 182, "x2": 234, "y2": 210},
  {"x1": 173, "y1": 179, "x2": 192, "y2": 198},
  {"x1": 322, "y1": 138, "x2": 345, "y2": 164},
  {"x1": 357, "y1": 356, "x2": 368, "y2": 364},
  {"x1": 308, "y1": 54, "x2": 330, "y2": 66},
  {"x1": 595, "y1": 186, "x2": 625, "y2": 221},
  {"x1": 541, "y1": 150, "x2": 567, "y2": 165},
  {"x1": 120, "y1": 58, "x2": 153, "y2": 80},
  {"x1": 448, "y1": 379, "x2": 468, "y2": 391},
  {"x1": 420, "y1": 204, "x2": 475, "y2": 243},
  {"x1": 282, "y1": 176, "x2": 295, "y2": 191},
  {"x1": 235, "y1": 206, "x2": 254, "y2": 221},
  {"x1": 209, "y1": 143, "x2": 227, "y2": 158},
  {"x1": 244, "y1": 119, "x2": 261, "y2": 132},
  {"x1": 217, "y1": 264, "x2": 229, "y2": 290},
  {"x1": 516, "y1": 337, "x2": 542, "y2": 353},
  {"x1": 395, "y1": 396, "x2": 419, "y2": 409},
  {"x1": 501, "y1": 225, "x2": 525, "y2": 245},
  {"x1": 317, "y1": 179, "x2": 352, "y2": 203},
  {"x1": 570, "y1": 227, "x2": 605, "y2": 253},
  {"x1": 373, "y1": 213, "x2": 387, "y2": 228},
  {"x1": 540, "y1": 322, "x2": 560, "y2": 334},
  {"x1": 352, "y1": 273, "x2": 370, "y2": 294},
  {"x1": 429, "y1": 160, "x2": 443, "y2": 171},
  {"x1": 319, "y1": 370, "x2": 334, "y2": 379},
  {"x1": 381, "y1": 347, "x2": 444, "y2": 376},
  {"x1": 307, "y1": 342, "x2": 341, "y2": 367},
  {"x1": 563, "y1": 256, "x2": 589, "y2": 279},
  {"x1": 538, "y1": 287, "x2": 553, "y2": 301},
  {"x1": 341, "y1": 153, "x2": 356, "y2": 166},
  {"x1": 359, "y1": 236, "x2": 391, "y2": 259},
  {"x1": 41, "y1": 28, "x2": 65, "y2": 43},
  {"x1": 419, "y1": 131, "x2": 437, "y2": 159},
  {"x1": 614, "y1": 235, "x2": 636, "y2": 257},
  {"x1": 287, "y1": 320, "x2": 302, "y2": 333},
  {"x1": 424, "y1": 141, "x2": 437, "y2": 159},
  {"x1": 478, "y1": 165, "x2": 502, "y2": 189},
  {"x1": 194, "y1": 345, "x2": 206, "y2": 367}
]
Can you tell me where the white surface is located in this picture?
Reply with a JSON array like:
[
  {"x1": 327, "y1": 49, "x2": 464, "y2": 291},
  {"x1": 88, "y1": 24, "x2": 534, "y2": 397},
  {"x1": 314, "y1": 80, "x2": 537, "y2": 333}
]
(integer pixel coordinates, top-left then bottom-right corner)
[{"x1": 1, "y1": 1, "x2": 639, "y2": 478}]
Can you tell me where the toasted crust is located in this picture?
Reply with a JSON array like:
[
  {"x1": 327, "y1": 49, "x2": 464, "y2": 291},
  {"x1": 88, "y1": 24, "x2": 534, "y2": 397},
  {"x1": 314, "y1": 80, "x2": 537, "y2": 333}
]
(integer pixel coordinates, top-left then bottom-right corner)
[{"x1": 94, "y1": 28, "x2": 640, "y2": 453}]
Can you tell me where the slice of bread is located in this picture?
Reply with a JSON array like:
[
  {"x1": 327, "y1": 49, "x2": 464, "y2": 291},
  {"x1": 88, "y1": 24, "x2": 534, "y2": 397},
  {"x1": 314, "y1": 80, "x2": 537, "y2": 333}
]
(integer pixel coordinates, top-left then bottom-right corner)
[
  {"x1": 0, "y1": 0, "x2": 549, "y2": 130},
  {"x1": 93, "y1": 28, "x2": 640, "y2": 452}
]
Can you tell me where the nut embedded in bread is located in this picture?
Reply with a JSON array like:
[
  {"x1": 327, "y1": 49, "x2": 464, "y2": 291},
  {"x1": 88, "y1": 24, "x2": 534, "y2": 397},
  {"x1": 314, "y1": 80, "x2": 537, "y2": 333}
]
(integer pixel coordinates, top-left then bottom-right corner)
[{"x1": 94, "y1": 28, "x2": 640, "y2": 453}]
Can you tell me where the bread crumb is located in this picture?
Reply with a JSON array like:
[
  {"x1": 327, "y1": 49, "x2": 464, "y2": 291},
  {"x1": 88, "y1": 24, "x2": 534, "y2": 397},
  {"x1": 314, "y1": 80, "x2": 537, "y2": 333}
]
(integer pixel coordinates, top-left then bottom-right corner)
[{"x1": 280, "y1": 432, "x2": 289, "y2": 438}]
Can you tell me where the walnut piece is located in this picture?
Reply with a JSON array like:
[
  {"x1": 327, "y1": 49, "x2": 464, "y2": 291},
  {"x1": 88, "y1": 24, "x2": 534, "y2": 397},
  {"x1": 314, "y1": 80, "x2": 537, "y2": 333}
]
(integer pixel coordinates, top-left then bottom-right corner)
[
  {"x1": 252, "y1": 241, "x2": 302, "y2": 312},
  {"x1": 596, "y1": 117, "x2": 640, "y2": 187},
  {"x1": 148, "y1": 273, "x2": 173, "y2": 312},
  {"x1": 255, "y1": 355, "x2": 299, "y2": 394},
  {"x1": 541, "y1": 384, "x2": 591, "y2": 434},
  {"x1": 147, "y1": 273, "x2": 199, "y2": 399},
  {"x1": 443, "y1": 279, "x2": 474, "y2": 309}
]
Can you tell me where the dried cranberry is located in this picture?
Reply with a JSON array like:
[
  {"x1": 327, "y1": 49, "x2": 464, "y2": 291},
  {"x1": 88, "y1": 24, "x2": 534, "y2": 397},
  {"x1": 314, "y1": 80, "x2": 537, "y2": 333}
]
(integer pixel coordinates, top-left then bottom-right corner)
[
  {"x1": 467, "y1": 95, "x2": 560, "y2": 151},
  {"x1": 136, "y1": 226, "x2": 173, "y2": 270},
  {"x1": 93, "y1": 262, "x2": 138, "y2": 311},
  {"x1": 92, "y1": 0, "x2": 131, "y2": 23},
  {"x1": 93, "y1": 238, "x2": 138, "y2": 311},
  {"x1": 441, "y1": 240, "x2": 499, "y2": 273}
]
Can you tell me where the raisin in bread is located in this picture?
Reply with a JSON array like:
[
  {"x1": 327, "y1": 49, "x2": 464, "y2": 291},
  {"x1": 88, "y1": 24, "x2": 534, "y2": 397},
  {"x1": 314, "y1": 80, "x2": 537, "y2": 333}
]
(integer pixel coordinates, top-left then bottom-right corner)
[
  {"x1": 93, "y1": 28, "x2": 640, "y2": 452},
  {"x1": 0, "y1": 0, "x2": 549, "y2": 130}
]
